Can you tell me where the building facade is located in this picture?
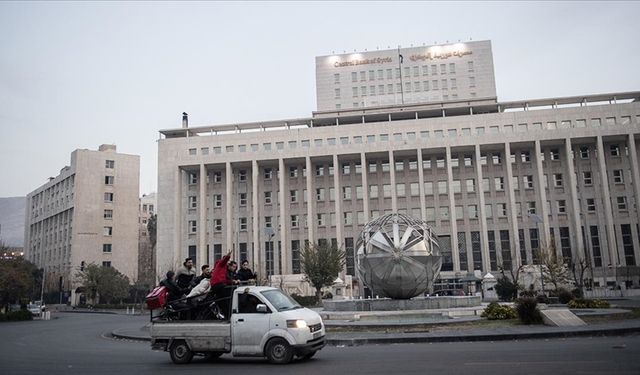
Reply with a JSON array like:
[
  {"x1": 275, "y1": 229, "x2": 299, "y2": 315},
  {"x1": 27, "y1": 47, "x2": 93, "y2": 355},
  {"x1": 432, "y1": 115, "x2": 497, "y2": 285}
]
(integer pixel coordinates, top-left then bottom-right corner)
[
  {"x1": 157, "y1": 92, "x2": 640, "y2": 293},
  {"x1": 24, "y1": 144, "x2": 140, "y2": 304},
  {"x1": 315, "y1": 40, "x2": 496, "y2": 111}
]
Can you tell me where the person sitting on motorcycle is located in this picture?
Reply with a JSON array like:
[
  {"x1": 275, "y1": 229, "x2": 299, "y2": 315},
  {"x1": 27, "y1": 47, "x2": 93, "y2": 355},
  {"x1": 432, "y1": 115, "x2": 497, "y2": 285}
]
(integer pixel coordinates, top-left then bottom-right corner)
[{"x1": 160, "y1": 271, "x2": 184, "y2": 302}]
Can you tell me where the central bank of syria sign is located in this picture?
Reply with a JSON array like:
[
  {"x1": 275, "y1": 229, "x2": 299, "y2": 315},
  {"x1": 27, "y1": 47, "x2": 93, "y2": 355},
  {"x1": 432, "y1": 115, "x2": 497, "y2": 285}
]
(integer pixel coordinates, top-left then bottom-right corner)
[
  {"x1": 333, "y1": 57, "x2": 393, "y2": 68},
  {"x1": 409, "y1": 50, "x2": 472, "y2": 62},
  {"x1": 332, "y1": 49, "x2": 472, "y2": 68}
]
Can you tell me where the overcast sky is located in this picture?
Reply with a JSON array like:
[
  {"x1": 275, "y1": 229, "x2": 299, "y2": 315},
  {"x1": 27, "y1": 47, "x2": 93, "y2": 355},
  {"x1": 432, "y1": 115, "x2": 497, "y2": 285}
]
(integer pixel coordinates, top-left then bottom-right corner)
[{"x1": 1, "y1": 1, "x2": 639, "y2": 198}]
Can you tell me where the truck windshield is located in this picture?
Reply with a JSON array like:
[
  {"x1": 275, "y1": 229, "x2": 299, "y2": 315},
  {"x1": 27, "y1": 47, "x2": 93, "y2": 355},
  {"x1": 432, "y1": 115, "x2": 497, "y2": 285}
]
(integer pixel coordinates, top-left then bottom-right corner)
[{"x1": 260, "y1": 290, "x2": 302, "y2": 312}]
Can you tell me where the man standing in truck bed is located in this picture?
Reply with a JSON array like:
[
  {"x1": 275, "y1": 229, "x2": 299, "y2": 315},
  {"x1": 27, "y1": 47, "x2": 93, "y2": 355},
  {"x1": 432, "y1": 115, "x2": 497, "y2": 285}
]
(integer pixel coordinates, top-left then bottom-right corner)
[{"x1": 210, "y1": 250, "x2": 239, "y2": 319}]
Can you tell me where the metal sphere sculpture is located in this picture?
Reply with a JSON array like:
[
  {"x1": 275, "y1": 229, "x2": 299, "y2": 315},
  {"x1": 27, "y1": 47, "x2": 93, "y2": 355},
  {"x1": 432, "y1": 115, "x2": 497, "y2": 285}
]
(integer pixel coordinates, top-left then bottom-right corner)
[{"x1": 356, "y1": 213, "x2": 442, "y2": 299}]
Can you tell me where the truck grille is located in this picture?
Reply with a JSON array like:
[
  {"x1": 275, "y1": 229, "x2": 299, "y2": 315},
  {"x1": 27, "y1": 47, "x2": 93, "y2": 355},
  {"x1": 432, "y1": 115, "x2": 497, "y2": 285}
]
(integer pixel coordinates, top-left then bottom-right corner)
[{"x1": 309, "y1": 323, "x2": 322, "y2": 333}]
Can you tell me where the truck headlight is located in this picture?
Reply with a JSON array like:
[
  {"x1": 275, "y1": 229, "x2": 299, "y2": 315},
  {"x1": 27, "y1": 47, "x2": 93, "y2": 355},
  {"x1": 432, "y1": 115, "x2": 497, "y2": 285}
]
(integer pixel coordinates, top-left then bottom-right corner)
[{"x1": 286, "y1": 320, "x2": 307, "y2": 329}]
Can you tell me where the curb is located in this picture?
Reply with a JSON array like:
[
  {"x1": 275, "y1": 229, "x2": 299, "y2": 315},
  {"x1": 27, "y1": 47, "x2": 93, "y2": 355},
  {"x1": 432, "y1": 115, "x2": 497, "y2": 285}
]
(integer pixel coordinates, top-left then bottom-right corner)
[
  {"x1": 327, "y1": 326, "x2": 640, "y2": 346},
  {"x1": 60, "y1": 310, "x2": 118, "y2": 315},
  {"x1": 111, "y1": 325, "x2": 640, "y2": 345}
]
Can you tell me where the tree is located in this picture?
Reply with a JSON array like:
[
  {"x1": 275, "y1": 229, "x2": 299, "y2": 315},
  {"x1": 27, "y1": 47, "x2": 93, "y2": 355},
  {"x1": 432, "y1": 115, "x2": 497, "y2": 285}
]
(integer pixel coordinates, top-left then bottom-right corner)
[
  {"x1": 569, "y1": 256, "x2": 591, "y2": 296},
  {"x1": 300, "y1": 242, "x2": 346, "y2": 304},
  {"x1": 147, "y1": 214, "x2": 157, "y2": 249},
  {"x1": 0, "y1": 251, "x2": 40, "y2": 310},
  {"x1": 495, "y1": 277, "x2": 519, "y2": 301},
  {"x1": 498, "y1": 256, "x2": 525, "y2": 300},
  {"x1": 76, "y1": 264, "x2": 130, "y2": 305},
  {"x1": 539, "y1": 245, "x2": 573, "y2": 293}
]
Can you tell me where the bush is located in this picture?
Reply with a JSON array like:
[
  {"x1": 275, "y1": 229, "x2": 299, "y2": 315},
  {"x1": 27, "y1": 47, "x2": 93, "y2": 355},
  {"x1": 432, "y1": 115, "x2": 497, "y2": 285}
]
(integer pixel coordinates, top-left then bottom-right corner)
[
  {"x1": 571, "y1": 288, "x2": 584, "y2": 299},
  {"x1": 536, "y1": 294, "x2": 551, "y2": 304},
  {"x1": 0, "y1": 310, "x2": 34, "y2": 322},
  {"x1": 481, "y1": 302, "x2": 517, "y2": 320},
  {"x1": 515, "y1": 297, "x2": 543, "y2": 325},
  {"x1": 520, "y1": 288, "x2": 537, "y2": 298},
  {"x1": 567, "y1": 298, "x2": 611, "y2": 309},
  {"x1": 556, "y1": 288, "x2": 574, "y2": 304},
  {"x1": 290, "y1": 294, "x2": 319, "y2": 307},
  {"x1": 495, "y1": 277, "x2": 519, "y2": 301}
]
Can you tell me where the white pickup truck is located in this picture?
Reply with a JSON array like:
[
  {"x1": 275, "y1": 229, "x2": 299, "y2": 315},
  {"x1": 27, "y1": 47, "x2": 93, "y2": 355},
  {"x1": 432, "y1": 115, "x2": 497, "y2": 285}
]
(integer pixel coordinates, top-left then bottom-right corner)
[{"x1": 150, "y1": 286, "x2": 326, "y2": 364}]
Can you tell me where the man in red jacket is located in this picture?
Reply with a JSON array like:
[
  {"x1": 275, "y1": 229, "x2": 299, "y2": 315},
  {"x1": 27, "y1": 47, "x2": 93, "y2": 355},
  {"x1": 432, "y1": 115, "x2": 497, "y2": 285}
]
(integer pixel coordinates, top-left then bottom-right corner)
[{"x1": 210, "y1": 249, "x2": 239, "y2": 319}]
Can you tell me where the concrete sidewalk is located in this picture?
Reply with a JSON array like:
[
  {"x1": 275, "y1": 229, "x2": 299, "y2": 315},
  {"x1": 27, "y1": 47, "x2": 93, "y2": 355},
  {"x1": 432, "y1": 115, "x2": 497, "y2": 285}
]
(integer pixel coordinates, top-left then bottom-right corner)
[{"x1": 111, "y1": 317, "x2": 640, "y2": 346}]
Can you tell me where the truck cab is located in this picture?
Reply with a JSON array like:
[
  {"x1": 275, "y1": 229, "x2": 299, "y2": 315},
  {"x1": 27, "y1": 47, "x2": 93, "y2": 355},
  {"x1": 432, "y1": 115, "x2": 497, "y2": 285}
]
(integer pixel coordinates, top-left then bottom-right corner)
[{"x1": 151, "y1": 286, "x2": 325, "y2": 364}]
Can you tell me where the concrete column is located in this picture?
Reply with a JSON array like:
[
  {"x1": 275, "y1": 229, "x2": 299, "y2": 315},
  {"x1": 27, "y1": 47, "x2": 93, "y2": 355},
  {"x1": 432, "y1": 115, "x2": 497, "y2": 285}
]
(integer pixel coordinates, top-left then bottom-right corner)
[
  {"x1": 173, "y1": 168, "x2": 184, "y2": 269},
  {"x1": 475, "y1": 145, "x2": 490, "y2": 272},
  {"x1": 534, "y1": 140, "x2": 551, "y2": 250},
  {"x1": 278, "y1": 158, "x2": 289, "y2": 274},
  {"x1": 417, "y1": 149, "x2": 427, "y2": 220},
  {"x1": 445, "y1": 146, "x2": 460, "y2": 271},
  {"x1": 305, "y1": 156, "x2": 315, "y2": 244},
  {"x1": 252, "y1": 160, "x2": 261, "y2": 276},
  {"x1": 504, "y1": 142, "x2": 521, "y2": 266},
  {"x1": 360, "y1": 152, "x2": 370, "y2": 222},
  {"x1": 198, "y1": 163, "x2": 207, "y2": 267},
  {"x1": 333, "y1": 154, "x2": 344, "y2": 250},
  {"x1": 627, "y1": 133, "x2": 640, "y2": 264},
  {"x1": 564, "y1": 138, "x2": 584, "y2": 262},
  {"x1": 225, "y1": 162, "x2": 234, "y2": 256},
  {"x1": 389, "y1": 150, "x2": 398, "y2": 213},
  {"x1": 596, "y1": 136, "x2": 619, "y2": 266}
]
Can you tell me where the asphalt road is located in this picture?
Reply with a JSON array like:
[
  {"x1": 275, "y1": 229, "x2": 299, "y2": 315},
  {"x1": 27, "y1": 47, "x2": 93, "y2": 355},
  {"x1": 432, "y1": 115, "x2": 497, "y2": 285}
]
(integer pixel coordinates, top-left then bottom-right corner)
[{"x1": 1, "y1": 313, "x2": 639, "y2": 375}]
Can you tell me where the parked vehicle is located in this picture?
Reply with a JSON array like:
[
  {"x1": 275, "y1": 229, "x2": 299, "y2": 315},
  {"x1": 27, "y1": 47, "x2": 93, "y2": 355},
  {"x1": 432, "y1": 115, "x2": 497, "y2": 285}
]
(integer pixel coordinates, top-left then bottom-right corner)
[
  {"x1": 27, "y1": 301, "x2": 45, "y2": 316},
  {"x1": 150, "y1": 286, "x2": 326, "y2": 364}
]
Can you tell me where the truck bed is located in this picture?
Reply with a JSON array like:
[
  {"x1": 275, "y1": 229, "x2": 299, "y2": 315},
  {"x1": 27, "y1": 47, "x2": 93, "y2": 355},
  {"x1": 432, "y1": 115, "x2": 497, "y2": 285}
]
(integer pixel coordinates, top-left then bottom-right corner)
[{"x1": 151, "y1": 321, "x2": 231, "y2": 352}]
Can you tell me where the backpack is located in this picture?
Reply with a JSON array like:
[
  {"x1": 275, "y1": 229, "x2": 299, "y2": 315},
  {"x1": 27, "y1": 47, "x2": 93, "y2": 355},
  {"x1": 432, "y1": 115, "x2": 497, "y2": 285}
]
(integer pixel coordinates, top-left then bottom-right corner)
[{"x1": 145, "y1": 286, "x2": 168, "y2": 310}]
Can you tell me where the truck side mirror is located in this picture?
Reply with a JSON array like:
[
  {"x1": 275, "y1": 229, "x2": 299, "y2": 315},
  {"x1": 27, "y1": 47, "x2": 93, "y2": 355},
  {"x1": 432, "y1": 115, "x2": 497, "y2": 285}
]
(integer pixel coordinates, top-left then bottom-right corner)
[{"x1": 256, "y1": 304, "x2": 268, "y2": 313}]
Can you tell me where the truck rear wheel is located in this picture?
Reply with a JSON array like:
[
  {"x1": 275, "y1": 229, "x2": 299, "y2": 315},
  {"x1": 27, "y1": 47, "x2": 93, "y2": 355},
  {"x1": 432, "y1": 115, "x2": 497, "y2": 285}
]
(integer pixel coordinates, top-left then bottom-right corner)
[
  {"x1": 265, "y1": 338, "x2": 294, "y2": 364},
  {"x1": 169, "y1": 340, "x2": 193, "y2": 364}
]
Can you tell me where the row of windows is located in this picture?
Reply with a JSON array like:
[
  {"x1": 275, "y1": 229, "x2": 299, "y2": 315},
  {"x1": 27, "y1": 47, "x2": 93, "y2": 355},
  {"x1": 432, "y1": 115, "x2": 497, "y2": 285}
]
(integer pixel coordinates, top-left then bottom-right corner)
[
  {"x1": 192, "y1": 176, "x2": 628, "y2": 214},
  {"x1": 345, "y1": 92, "x2": 466, "y2": 108},
  {"x1": 185, "y1": 222, "x2": 638, "y2": 272},
  {"x1": 186, "y1": 194, "x2": 632, "y2": 235},
  {"x1": 336, "y1": 62, "x2": 472, "y2": 85},
  {"x1": 186, "y1": 115, "x2": 638, "y2": 156},
  {"x1": 341, "y1": 78, "x2": 464, "y2": 98},
  {"x1": 187, "y1": 145, "x2": 629, "y2": 189}
]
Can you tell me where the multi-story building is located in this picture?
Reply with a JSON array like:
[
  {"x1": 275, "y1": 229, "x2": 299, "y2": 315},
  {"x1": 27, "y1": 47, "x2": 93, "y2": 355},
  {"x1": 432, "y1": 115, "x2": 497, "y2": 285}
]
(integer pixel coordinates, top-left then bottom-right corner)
[
  {"x1": 138, "y1": 192, "x2": 157, "y2": 288},
  {"x1": 315, "y1": 40, "x2": 496, "y2": 111},
  {"x1": 157, "y1": 43, "x2": 640, "y2": 294},
  {"x1": 24, "y1": 145, "x2": 140, "y2": 304}
]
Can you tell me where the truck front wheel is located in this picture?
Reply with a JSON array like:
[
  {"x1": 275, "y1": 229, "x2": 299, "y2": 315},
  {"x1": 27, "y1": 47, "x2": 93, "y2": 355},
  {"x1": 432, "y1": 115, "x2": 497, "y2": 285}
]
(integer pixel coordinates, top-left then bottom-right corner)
[
  {"x1": 169, "y1": 340, "x2": 193, "y2": 364},
  {"x1": 265, "y1": 338, "x2": 294, "y2": 364}
]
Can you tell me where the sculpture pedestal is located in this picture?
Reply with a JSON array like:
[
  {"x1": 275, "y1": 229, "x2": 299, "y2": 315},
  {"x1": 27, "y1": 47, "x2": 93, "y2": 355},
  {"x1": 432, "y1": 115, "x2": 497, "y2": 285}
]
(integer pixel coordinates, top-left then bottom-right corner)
[{"x1": 323, "y1": 296, "x2": 481, "y2": 311}]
